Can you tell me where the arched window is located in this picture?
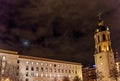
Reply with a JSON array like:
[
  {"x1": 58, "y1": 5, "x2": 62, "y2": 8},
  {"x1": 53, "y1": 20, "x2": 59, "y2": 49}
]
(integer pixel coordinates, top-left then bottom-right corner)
[
  {"x1": 99, "y1": 46, "x2": 101, "y2": 52},
  {"x1": 102, "y1": 34, "x2": 106, "y2": 41},
  {"x1": 109, "y1": 45, "x2": 111, "y2": 51},
  {"x1": 98, "y1": 35, "x2": 100, "y2": 42},
  {"x1": 108, "y1": 34, "x2": 110, "y2": 41}
]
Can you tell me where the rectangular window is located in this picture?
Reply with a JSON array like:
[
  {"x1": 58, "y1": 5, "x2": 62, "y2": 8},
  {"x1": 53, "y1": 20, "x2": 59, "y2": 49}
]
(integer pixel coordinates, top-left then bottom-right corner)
[
  {"x1": 36, "y1": 67, "x2": 39, "y2": 71},
  {"x1": 31, "y1": 73, "x2": 34, "y2": 77},
  {"x1": 50, "y1": 68, "x2": 52, "y2": 72},
  {"x1": 17, "y1": 60, "x2": 20, "y2": 63},
  {"x1": 26, "y1": 72, "x2": 28, "y2": 77},
  {"x1": 41, "y1": 67, "x2": 44, "y2": 72},
  {"x1": 25, "y1": 78, "x2": 28, "y2": 81},
  {"x1": 26, "y1": 66, "x2": 29, "y2": 70},
  {"x1": 31, "y1": 66, "x2": 34, "y2": 71}
]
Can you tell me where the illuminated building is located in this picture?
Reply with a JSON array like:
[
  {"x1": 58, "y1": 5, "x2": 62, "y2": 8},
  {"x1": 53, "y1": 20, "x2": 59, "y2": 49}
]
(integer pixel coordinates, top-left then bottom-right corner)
[
  {"x1": 0, "y1": 49, "x2": 82, "y2": 81},
  {"x1": 94, "y1": 15, "x2": 115, "y2": 81}
]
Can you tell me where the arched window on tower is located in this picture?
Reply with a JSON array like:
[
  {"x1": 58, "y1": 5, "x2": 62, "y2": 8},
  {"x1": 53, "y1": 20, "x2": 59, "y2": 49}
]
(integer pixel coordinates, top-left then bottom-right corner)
[
  {"x1": 102, "y1": 34, "x2": 106, "y2": 41},
  {"x1": 99, "y1": 46, "x2": 101, "y2": 52},
  {"x1": 109, "y1": 45, "x2": 111, "y2": 51},
  {"x1": 98, "y1": 35, "x2": 100, "y2": 42},
  {"x1": 108, "y1": 34, "x2": 110, "y2": 41}
]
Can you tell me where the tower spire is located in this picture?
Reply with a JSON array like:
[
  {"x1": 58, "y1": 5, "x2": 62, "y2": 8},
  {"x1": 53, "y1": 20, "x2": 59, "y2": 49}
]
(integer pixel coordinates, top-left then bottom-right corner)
[{"x1": 97, "y1": 12, "x2": 104, "y2": 26}]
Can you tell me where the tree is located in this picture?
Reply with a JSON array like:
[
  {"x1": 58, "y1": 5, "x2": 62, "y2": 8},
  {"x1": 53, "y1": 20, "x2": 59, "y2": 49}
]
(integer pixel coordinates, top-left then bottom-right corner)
[
  {"x1": 110, "y1": 67, "x2": 120, "y2": 81},
  {"x1": 73, "y1": 76, "x2": 81, "y2": 81},
  {"x1": 0, "y1": 56, "x2": 23, "y2": 81},
  {"x1": 62, "y1": 76, "x2": 70, "y2": 81},
  {"x1": 83, "y1": 67, "x2": 97, "y2": 81},
  {"x1": 96, "y1": 70, "x2": 104, "y2": 81}
]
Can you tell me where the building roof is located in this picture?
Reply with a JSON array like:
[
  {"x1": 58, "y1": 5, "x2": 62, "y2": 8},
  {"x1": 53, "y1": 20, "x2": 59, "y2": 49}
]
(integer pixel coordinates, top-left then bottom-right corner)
[
  {"x1": 19, "y1": 55, "x2": 82, "y2": 66},
  {"x1": 0, "y1": 49, "x2": 18, "y2": 55}
]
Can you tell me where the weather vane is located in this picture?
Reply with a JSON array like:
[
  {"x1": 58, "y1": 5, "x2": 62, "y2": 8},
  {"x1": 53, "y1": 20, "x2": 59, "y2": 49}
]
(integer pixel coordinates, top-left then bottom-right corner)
[{"x1": 97, "y1": 12, "x2": 102, "y2": 20}]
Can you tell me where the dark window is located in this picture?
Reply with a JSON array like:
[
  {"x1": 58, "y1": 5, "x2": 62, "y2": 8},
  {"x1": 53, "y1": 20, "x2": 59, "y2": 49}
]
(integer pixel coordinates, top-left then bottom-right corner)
[
  {"x1": 75, "y1": 71, "x2": 77, "y2": 74},
  {"x1": 31, "y1": 73, "x2": 34, "y2": 77},
  {"x1": 62, "y1": 69, "x2": 64, "y2": 73},
  {"x1": 54, "y1": 69, "x2": 56, "y2": 72},
  {"x1": 41, "y1": 67, "x2": 44, "y2": 72},
  {"x1": 26, "y1": 66, "x2": 29, "y2": 70},
  {"x1": 98, "y1": 35, "x2": 100, "y2": 42},
  {"x1": 46, "y1": 68, "x2": 48, "y2": 72},
  {"x1": 31, "y1": 66, "x2": 34, "y2": 71},
  {"x1": 69, "y1": 70, "x2": 71, "y2": 73},
  {"x1": 108, "y1": 34, "x2": 110, "y2": 40},
  {"x1": 17, "y1": 60, "x2": 20, "y2": 63},
  {"x1": 109, "y1": 45, "x2": 111, "y2": 51},
  {"x1": 58, "y1": 69, "x2": 60, "y2": 73},
  {"x1": 50, "y1": 68, "x2": 52, "y2": 72},
  {"x1": 26, "y1": 72, "x2": 28, "y2": 76},
  {"x1": 25, "y1": 78, "x2": 28, "y2": 81},
  {"x1": 36, "y1": 67, "x2": 39, "y2": 71},
  {"x1": 99, "y1": 46, "x2": 101, "y2": 52},
  {"x1": 102, "y1": 34, "x2": 106, "y2": 41},
  {"x1": 100, "y1": 56, "x2": 102, "y2": 58},
  {"x1": 65, "y1": 70, "x2": 67, "y2": 73},
  {"x1": 54, "y1": 64, "x2": 56, "y2": 67}
]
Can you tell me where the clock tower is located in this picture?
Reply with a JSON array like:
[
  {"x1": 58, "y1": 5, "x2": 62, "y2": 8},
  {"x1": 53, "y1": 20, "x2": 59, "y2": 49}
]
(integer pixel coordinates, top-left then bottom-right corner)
[{"x1": 94, "y1": 14, "x2": 115, "y2": 81}]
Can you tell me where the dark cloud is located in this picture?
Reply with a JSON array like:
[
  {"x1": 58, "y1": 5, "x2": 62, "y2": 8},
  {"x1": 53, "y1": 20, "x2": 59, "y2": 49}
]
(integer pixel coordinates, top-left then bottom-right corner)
[{"x1": 0, "y1": 0, "x2": 120, "y2": 65}]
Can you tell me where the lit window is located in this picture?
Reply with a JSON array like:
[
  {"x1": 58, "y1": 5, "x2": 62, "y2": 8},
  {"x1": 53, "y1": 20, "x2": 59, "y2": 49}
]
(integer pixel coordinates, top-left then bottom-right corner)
[
  {"x1": 50, "y1": 64, "x2": 52, "y2": 67},
  {"x1": 26, "y1": 61, "x2": 29, "y2": 64},
  {"x1": 58, "y1": 64, "x2": 60, "y2": 67},
  {"x1": 2, "y1": 56, "x2": 6, "y2": 61},
  {"x1": 2, "y1": 62, "x2": 6, "y2": 68},
  {"x1": 36, "y1": 62, "x2": 38, "y2": 65},
  {"x1": 101, "y1": 63, "x2": 103, "y2": 65},
  {"x1": 46, "y1": 63, "x2": 48, "y2": 66},
  {"x1": 41, "y1": 74, "x2": 43, "y2": 77},
  {"x1": 54, "y1": 74, "x2": 56, "y2": 77},
  {"x1": 50, "y1": 74, "x2": 52, "y2": 77},
  {"x1": 46, "y1": 74, "x2": 48, "y2": 77},
  {"x1": 41, "y1": 63, "x2": 44, "y2": 66},
  {"x1": 36, "y1": 73, "x2": 39, "y2": 77},
  {"x1": 58, "y1": 75, "x2": 60, "y2": 77}
]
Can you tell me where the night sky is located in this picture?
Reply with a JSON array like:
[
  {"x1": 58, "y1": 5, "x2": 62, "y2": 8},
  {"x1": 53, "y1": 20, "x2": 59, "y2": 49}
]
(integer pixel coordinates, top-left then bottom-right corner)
[{"x1": 0, "y1": 0, "x2": 120, "y2": 65}]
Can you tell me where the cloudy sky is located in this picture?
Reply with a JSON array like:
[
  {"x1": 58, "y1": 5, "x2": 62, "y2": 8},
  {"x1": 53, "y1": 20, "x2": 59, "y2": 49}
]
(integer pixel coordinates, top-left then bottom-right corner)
[{"x1": 0, "y1": 0, "x2": 120, "y2": 65}]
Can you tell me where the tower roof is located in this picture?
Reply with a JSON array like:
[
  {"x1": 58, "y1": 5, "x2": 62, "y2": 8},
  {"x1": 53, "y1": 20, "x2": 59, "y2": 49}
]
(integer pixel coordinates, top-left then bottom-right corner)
[{"x1": 95, "y1": 13, "x2": 109, "y2": 33}]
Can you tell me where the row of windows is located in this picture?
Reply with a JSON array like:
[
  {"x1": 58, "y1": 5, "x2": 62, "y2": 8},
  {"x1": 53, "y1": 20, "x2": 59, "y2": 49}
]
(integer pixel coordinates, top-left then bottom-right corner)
[
  {"x1": 26, "y1": 66, "x2": 77, "y2": 74},
  {"x1": 26, "y1": 72, "x2": 76, "y2": 78},
  {"x1": 17, "y1": 60, "x2": 78, "y2": 69},
  {"x1": 25, "y1": 74, "x2": 76, "y2": 81}
]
